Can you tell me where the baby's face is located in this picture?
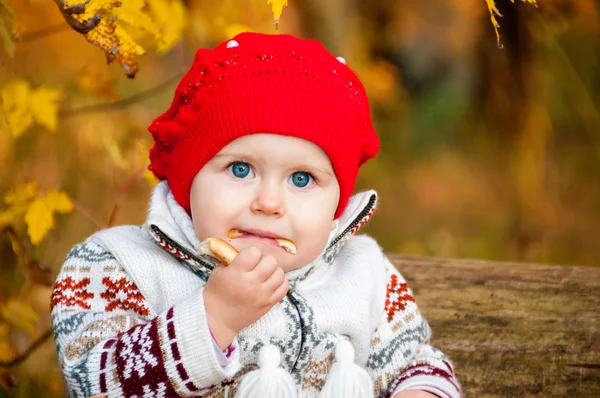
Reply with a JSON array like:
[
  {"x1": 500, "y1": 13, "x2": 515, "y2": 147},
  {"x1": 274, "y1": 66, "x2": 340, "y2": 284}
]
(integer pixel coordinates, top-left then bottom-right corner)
[{"x1": 190, "y1": 134, "x2": 340, "y2": 272}]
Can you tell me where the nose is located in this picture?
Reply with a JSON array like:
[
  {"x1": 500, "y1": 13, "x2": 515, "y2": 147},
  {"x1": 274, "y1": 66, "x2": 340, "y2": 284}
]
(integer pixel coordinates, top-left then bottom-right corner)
[{"x1": 251, "y1": 180, "x2": 285, "y2": 217}]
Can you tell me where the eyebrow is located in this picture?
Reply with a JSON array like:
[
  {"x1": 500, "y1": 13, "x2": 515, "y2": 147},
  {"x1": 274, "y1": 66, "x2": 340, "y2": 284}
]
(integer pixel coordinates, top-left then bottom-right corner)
[{"x1": 213, "y1": 153, "x2": 334, "y2": 178}]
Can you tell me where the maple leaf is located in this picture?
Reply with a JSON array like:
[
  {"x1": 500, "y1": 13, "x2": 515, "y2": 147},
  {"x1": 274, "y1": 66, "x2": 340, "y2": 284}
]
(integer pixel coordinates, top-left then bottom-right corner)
[
  {"x1": 268, "y1": 0, "x2": 288, "y2": 27},
  {"x1": 147, "y1": 0, "x2": 186, "y2": 54},
  {"x1": 0, "y1": 181, "x2": 74, "y2": 244},
  {"x1": 4, "y1": 181, "x2": 38, "y2": 206},
  {"x1": 55, "y1": 0, "x2": 185, "y2": 77},
  {"x1": 485, "y1": 0, "x2": 538, "y2": 47},
  {"x1": 25, "y1": 188, "x2": 74, "y2": 245},
  {"x1": 0, "y1": 181, "x2": 39, "y2": 228},
  {"x1": 0, "y1": 80, "x2": 61, "y2": 138},
  {"x1": 0, "y1": 0, "x2": 18, "y2": 57}
]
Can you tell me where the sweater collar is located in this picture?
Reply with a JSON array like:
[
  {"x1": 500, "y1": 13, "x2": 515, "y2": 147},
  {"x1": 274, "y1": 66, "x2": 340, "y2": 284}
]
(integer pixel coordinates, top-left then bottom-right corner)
[{"x1": 145, "y1": 181, "x2": 377, "y2": 283}]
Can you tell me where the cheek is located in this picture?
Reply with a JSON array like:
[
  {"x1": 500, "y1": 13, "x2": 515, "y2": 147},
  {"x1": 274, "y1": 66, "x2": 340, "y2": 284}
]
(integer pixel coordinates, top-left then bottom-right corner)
[
  {"x1": 294, "y1": 210, "x2": 335, "y2": 257},
  {"x1": 190, "y1": 177, "x2": 238, "y2": 239}
]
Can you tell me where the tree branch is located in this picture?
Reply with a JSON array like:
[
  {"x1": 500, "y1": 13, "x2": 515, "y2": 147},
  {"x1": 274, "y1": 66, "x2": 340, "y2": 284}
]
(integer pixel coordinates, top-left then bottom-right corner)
[
  {"x1": 59, "y1": 72, "x2": 183, "y2": 118},
  {"x1": 3, "y1": 226, "x2": 52, "y2": 286},
  {"x1": 16, "y1": 24, "x2": 70, "y2": 42},
  {"x1": 0, "y1": 328, "x2": 53, "y2": 368}
]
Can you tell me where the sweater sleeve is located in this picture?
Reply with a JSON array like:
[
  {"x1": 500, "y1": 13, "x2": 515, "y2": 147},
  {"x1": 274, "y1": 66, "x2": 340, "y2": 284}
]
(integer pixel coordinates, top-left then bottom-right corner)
[
  {"x1": 51, "y1": 240, "x2": 241, "y2": 398},
  {"x1": 366, "y1": 256, "x2": 462, "y2": 398}
]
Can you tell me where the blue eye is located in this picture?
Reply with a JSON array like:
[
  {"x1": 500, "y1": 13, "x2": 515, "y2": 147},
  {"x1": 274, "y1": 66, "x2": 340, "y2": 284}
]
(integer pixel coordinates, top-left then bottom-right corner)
[
  {"x1": 290, "y1": 171, "x2": 314, "y2": 188},
  {"x1": 227, "y1": 162, "x2": 253, "y2": 178}
]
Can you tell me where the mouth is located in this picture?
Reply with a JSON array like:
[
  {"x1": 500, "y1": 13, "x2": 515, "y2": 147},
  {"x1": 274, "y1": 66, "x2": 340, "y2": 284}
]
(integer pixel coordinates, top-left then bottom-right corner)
[{"x1": 228, "y1": 229, "x2": 297, "y2": 255}]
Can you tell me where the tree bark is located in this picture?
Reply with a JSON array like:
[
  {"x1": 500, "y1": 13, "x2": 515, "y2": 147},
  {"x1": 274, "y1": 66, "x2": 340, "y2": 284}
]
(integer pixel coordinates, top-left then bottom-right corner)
[{"x1": 389, "y1": 254, "x2": 600, "y2": 397}]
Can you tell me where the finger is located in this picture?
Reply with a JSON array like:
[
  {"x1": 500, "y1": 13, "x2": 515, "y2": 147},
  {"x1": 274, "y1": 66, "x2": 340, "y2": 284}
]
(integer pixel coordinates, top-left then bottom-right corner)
[
  {"x1": 212, "y1": 263, "x2": 226, "y2": 273},
  {"x1": 252, "y1": 255, "x2": 278, "y2": 282},
  {"x1": 262, "y1": 265, "x2": 285, "y2": 292},
  {"x1": 268, "y1": 274, "x2": 289, "y2": 303},
  {"x1": 229, "y1": 246, "x2": 262, "y2": 272}
]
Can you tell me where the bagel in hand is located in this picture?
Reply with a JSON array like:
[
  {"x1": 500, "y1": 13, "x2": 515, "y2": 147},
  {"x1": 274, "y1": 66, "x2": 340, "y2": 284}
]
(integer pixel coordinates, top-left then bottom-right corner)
[
  {"x1": 198, "y1": 238, "x2": 239, "y2": 266},
  {"x1": 228, "y1": 229, "x2": 297, "y2": 255}
]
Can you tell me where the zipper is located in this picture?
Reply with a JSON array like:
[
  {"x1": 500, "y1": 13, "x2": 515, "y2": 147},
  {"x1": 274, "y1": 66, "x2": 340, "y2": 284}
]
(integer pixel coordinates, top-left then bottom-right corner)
[
  {"x1": 326, "y1": 193, "x2": 377, "y2": 249},
  {"x1": 148, "y1": 224, "x2": 215, "y2": 270}
]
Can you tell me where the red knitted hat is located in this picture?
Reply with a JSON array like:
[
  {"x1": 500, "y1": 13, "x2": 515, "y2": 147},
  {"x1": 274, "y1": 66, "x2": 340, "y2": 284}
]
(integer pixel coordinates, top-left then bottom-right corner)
[{"x1": 148, "y1": 32, "x2": 379, "y2": 219}]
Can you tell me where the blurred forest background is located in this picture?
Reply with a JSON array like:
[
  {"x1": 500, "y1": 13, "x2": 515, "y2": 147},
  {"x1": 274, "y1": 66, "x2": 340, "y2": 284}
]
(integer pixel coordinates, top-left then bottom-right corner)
[{"x1": 0, "y1": 0, "x2": 598, "y2": 396}]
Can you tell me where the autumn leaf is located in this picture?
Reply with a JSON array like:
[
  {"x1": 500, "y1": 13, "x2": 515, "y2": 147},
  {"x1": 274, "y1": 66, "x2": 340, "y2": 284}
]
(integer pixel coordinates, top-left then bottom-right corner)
[
  {"x1": 0, "y1": 181, "x2": 74, "y2": 244},
  {"x1": 55, "y1": 0, "x2": 185, "y2": 77},
  {"x1": 0, "y1": 299, "x2": 38, "y2": 338},
  {"x1": 0, "y1": 324, "x2": 14, "y2": 363},
  {"x1": 25, "y1": 188, "x2": 74, "y2": 245},
  {"x1": 29, "y1": 87, "x2": 61, "y2": 132},
  {"x1": 268, "y1": 0, "x2": 288, "y2": 26},
  {"x1": 0, "y1": 80, "x2": 31, "y2": 138},
  {"x1": 0, "y1": 181, "x2": 38, "y2": 228},
  {"x1": 485, "y1": 0, "x2": 538, "y2": 47},
  {"x1": 4, "y1": 181, "x2": 39, "y2": 206},
  {"x1": 0, "y1": 80, "x2": 61, "y2": 138},
  {"x1": 148, "y1": 0, "x2": 186, "y2": 54},
  {"x1": 0, "y1": 0, "x2": 17, "y2": 57}
]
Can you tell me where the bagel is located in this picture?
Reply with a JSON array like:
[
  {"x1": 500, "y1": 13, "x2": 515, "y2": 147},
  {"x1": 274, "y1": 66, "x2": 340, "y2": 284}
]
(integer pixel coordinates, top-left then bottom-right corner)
[
  {"x1": 228, "y1": 229, "x2": 297, "y2": 254},
  {"x1": 198, "y1": 238, "x2": 239, "y2": 266}
]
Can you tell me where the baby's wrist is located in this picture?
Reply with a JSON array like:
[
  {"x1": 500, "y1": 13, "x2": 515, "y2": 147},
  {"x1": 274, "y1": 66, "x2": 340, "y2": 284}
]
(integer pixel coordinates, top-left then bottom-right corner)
[
  {"x1": 204, "y1": 306, "x2": 236, "y2": 350},
  {"x1": 207, "y1": 318, "x2": 236, "y2": 350}
]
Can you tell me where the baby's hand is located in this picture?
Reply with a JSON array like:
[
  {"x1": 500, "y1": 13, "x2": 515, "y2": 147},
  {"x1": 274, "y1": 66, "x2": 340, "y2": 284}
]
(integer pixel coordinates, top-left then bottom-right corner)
[{"x1": 203, "y1": 246, "x2": 289, "y2": 350}]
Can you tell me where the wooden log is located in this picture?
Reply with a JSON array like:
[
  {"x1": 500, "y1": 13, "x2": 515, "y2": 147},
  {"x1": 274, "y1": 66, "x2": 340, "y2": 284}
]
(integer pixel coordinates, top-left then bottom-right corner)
[{"x1": 389, "y1": 254, "x2": 600, "y2": 397}]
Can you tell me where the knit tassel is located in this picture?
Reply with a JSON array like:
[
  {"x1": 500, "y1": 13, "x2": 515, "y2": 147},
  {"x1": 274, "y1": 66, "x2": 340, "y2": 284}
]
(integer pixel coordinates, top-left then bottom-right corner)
[
  {"x1": 235, "y1": 344, "x2": 298, "y2": 398},
  {"x1": 318, "y1": 340, "x2": 374, "y2": 398}
]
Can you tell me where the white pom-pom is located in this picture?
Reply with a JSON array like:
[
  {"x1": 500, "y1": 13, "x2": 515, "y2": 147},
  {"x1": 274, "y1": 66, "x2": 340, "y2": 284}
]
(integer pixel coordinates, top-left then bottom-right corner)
[
  {"x1": 235, "y1": 345, "x2": 297, "y2": 398},
  {"x1": 227, "y1": 40, "x2": 240, "y2": 48},
  {"x1": 318, "y1": 340, "x2": 374, "y2": 398},
  {"x1": 258, "y1": 344, "x2": 281, "y2": 368},
  {"x1": 336, "y1": 56, "x2": 346, "y2": 64}
]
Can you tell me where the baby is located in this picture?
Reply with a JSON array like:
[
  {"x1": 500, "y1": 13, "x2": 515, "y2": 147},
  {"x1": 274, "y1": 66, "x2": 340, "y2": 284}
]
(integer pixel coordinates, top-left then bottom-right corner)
[{"x1": 51, "y1": 32, "x2": 462, "y2": 398}]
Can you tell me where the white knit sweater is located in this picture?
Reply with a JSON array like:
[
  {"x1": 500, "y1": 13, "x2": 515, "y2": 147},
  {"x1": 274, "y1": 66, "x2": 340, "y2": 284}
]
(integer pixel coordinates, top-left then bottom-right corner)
[{"x1": 51, "y1": 182, "x2": 462, "y2": 397}]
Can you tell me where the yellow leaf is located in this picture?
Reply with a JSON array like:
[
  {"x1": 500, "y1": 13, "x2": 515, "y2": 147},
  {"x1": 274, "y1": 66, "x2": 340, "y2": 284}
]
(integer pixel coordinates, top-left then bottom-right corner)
[
  {"x1": 0, "y1": 299, "x2": 38, "y2": 338},
  {"x1": 30, "y1": 86, "x2": 61, "y2": 132},
  {"x1": 485, "y1": 0, "x2": 538, "y2": 47},
  {"x1": 43, "y1": 188, "x2": 74, "y2": 214},
  {"x1": 4, "y1": 181, "x2": 39, "y2": 205},
  {"x1": 268, "y1": 0, "x2": 288, "y2": 24},
  {"x1": 24, "y1": 188, "x2": 73, "y2": 245},
  {"x1": 0, "y1": 181, "x2": 38, "y2": 228},
  {"x1": 57, "y1": 0, "x2": 172, "y2": 77},
  {"x1": 25, "y1": 198, "x2": 53, "y2": 245},
  {"x1": 0, "y1": 204, "x2": 28, "y2": 228},
  {"x1": 0, "y1": 0, "x2": 18, "y2": 57},
  {"x1": 147, "y1": 0, "x2": 186, "y2": 54},
  {"x1": 0, "y1": 80, "x2": 61, "y2": 137},
  {"x1": 0, "y1": 80, "x2": 33, "y2": 138},
  {"x1": 114, "y1": 0, "x2": 160, "y2": 38}
]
